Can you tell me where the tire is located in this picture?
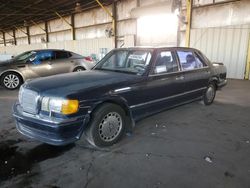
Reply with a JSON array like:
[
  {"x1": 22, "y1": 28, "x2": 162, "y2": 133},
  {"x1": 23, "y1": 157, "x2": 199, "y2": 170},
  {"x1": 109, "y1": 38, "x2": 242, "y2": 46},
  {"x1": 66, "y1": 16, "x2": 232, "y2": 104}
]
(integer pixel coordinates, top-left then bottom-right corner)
[
  {"x1": 1, "y1": 72, "x2": 22, "y2": 90},
  {"x1": 73, "y1": 67, "x2": 85, "y2": 72},
  {"x1": 85, "y1": 103, "x2": 126, "y2": 147},
  {"x1": 203, "y1": 82, "x2": 216, "y2": 105}
]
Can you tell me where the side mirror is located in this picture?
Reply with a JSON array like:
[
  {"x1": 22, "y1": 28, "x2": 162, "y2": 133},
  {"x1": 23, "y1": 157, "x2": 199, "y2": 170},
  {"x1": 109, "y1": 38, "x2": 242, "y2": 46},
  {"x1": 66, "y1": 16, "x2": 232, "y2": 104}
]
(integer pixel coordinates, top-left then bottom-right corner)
[
  {"x1": 212, "y1": 62, "x2": 224, "y2": 66},
  {"x1": 26, "y1": 56, "x2": 36, "y2": 63}
]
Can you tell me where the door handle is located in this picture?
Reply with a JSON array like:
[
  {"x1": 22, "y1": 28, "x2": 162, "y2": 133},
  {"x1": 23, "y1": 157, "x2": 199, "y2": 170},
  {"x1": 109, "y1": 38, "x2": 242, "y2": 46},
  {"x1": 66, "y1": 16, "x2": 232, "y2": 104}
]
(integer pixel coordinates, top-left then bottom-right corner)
[
  {"x1": 176, "y1": 75, "x2": 184, "y2": 80},
  {"x1": 17, "y1": 65, "x2": 25, "y2": 68},
  {"x1": 160, "y1": 78, "x2": 169, "y2": 81},
  {"x1": 48, "y1": 61, "x2": 52, "y2": 65}
]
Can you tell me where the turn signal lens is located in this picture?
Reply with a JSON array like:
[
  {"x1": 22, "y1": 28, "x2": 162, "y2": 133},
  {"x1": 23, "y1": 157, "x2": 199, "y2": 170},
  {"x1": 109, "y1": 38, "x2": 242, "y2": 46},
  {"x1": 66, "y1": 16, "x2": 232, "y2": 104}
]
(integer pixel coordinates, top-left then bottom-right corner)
[{"x1": 61, "y1": 100, "x2": 79, "y2": 115}]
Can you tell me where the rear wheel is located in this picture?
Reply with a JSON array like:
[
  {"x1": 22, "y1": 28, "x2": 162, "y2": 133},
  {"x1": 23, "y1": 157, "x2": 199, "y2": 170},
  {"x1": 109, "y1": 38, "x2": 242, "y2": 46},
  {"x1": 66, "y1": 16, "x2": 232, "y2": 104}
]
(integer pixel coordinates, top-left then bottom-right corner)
[
  {"x1": 85, "y1": 103, "x2": 126, "y2": 147},
  {"x1": 203, "y1": 82, "x2": 216, "y2": 105},
  {"x1": 1, "y1": 72, "x2": 22, "y2": 90},
  {"x1": 73, "y1": 67, "x2": 85, "y2": 72}
]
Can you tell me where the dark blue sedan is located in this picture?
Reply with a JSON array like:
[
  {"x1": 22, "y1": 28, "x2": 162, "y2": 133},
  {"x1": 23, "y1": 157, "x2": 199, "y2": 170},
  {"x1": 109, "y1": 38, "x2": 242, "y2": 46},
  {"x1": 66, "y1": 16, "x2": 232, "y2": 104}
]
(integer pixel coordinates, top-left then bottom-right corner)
[{"x1": 13, "y1": 47, "x2": 227, "y2": 147}]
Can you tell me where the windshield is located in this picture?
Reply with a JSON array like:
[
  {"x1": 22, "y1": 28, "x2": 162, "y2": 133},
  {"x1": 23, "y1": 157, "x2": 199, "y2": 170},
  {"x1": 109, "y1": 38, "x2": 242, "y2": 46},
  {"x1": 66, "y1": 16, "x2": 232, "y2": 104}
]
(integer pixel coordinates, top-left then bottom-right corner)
[
  {"x1": 95, "y1": 50, "x2": 152, "y2": 75},
  {"x1": 14, "y1": 51, "x2": 36, "y2": 61}
]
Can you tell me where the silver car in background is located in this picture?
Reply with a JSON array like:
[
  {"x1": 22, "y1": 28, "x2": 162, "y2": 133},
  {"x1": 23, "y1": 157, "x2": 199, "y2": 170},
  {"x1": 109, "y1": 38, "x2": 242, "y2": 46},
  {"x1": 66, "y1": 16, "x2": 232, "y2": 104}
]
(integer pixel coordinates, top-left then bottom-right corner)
[{"x1": 0, "y1": 49, "x2": 95, "y2": 89}]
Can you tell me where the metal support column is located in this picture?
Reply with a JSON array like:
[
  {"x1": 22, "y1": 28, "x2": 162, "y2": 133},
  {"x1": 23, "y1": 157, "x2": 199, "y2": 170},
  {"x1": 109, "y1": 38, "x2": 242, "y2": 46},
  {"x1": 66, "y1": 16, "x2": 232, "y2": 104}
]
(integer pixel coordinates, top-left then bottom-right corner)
[
  {"x1": 2, "y1": 32, "x2": 6, "y2": 46},
  {"x1": 26, "y1": 26, "x2": 30, "y2": 44},
  {"x1": 244, "y1": 33, "x2": 250, "y2": 80},
  {"x1": 45, "y1": 21, "x2": 49, "y2": 43},
  {"x1": 95, "y1": 0, "x2": 116, "y2": 47},
  {"x1": 71, "y1": 14, "x2": 76, "y2": 40},
  {"x1": 13, "y1": 29, "x2": 16, "y2": 45},
  {"x1": 55, "y1": 11, "x2": 75, "y2": 40},
  {"x1": 14, "y1": 26, "x2": 30, "y2": 45},
  {"x1": 31, "y1": 20, "x2": 47, "y2": 33},
  {"x1": 112, "y1": 2, "x2": 117, "y2": 48},
  {"x1": 185, "y1": 0, "x2": 192, "y2": 47}
]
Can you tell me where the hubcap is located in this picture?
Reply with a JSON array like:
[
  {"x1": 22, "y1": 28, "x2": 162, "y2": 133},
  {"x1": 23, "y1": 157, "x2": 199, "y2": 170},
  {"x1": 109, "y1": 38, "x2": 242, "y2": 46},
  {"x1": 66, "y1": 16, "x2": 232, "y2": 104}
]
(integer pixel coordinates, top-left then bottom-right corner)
[
  {"x1": 3, "y1": 74, "x2": 19, "y2": 89},
  {"x1": 206, "y1": 86, "x2": 215, "y2": 102},
  {"x1": 76, "y1": 69, "x2": 82, "y2": 72},
  {"x1": 99, "y1": 112, "x2": 122, "y2": 142}
]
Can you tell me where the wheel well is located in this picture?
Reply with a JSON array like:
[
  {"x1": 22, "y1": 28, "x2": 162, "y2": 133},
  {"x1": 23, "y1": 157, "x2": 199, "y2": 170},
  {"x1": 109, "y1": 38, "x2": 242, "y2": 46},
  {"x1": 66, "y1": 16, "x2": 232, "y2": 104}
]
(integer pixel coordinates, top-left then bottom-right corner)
[
  {"x1": 73, "y1": 66, "x2": 86, "y2": 71},
  {"x1": 0, "y1": 71, "x2": 24, "y2": 84},
  {"x1": 93, "y1": 100, "x2": 130, "y2": 117},
  {"x1": 209, "y1": 78, "x2": 218, "y2": 90}
]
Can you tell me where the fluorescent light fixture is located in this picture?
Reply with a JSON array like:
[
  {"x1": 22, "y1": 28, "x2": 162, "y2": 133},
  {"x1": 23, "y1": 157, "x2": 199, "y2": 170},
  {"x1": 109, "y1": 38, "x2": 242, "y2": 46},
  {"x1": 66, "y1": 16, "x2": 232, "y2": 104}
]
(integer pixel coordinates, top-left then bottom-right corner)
[{"x1": 137, "y1": 14, "x2": 178, "y2": 38}]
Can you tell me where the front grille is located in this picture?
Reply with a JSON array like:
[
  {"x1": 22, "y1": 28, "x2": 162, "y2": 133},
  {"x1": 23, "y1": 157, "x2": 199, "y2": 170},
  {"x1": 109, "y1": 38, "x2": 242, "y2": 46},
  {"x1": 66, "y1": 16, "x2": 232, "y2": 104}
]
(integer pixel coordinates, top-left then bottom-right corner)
[{"x1": 19, "y1": 87, "x2": 39, "y2": 114}]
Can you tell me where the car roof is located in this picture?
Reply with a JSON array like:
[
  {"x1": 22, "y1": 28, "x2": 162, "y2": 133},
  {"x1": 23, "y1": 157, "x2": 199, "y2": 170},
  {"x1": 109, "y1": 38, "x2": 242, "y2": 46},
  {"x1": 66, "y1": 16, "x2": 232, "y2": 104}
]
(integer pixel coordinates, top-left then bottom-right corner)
[
  {"x1": 36, "y1": 49, "x2": 69, "y2": 52},
  {"x1": 24, "y1": 49, "x2": 71, "y2": 53},
  {"x1": 115, "y1": 46, "x2": 199, "y2": 51}
]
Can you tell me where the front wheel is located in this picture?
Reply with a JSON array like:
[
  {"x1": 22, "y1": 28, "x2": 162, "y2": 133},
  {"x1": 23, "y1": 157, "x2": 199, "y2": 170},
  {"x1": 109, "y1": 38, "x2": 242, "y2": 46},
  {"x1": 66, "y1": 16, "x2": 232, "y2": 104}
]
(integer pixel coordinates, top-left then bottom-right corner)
[
  {"x1": 85, "y1": 103, "x2": 126, "y2": 147},
  {"x1": 1, "y1": 72, "x2": 22, "y2": 90},
  {"x1": 203, "y1": 83, "x2": 216, "y2": 105}
]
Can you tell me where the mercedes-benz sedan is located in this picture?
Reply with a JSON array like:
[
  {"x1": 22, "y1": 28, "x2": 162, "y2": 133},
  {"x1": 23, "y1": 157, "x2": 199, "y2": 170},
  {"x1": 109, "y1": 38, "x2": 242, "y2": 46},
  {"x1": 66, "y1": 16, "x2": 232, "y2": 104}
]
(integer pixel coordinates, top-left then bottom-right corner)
[{"x1": 13, "y1": 47, "x2": 227, "y2": 147}]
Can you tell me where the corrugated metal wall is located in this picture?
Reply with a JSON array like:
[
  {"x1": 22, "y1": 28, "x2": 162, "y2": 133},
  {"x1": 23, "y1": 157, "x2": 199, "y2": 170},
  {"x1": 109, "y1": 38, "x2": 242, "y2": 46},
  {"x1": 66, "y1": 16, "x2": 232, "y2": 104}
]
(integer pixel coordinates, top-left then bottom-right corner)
[
  {"x1": 190, "y1": 25, "x2": 250, "y2": 79},
  {"x1": 0, "y1": 0, "x2": 137, "y2": 56},
  {"x1": 187, "y1": 1, "x2": 250, "y2": 79},
  {"x1": 0, "y1": 37, "x2": 114, "y2": 57}
]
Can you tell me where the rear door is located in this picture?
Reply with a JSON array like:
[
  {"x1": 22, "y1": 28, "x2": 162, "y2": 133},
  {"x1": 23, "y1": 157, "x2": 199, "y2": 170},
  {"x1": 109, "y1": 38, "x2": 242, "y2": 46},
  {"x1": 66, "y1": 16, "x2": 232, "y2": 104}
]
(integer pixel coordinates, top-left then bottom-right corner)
[
  {"x1": 176, "y1": 49, "x2": 210, "y2": 100},
  {"x1": 130, "y1": 49, "x2": 186, "y2": 118},
  {"x1": 50, "y1": 50, "x2": 73, "y2": 74}
]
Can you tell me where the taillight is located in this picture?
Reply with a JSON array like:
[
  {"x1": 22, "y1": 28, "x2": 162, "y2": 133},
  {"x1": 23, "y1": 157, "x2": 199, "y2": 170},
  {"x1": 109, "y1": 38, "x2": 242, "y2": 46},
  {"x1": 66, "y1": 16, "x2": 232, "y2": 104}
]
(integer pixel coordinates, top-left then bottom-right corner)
[{"x1": 84, "y1": 57, "x2": 93, "y2": 62}]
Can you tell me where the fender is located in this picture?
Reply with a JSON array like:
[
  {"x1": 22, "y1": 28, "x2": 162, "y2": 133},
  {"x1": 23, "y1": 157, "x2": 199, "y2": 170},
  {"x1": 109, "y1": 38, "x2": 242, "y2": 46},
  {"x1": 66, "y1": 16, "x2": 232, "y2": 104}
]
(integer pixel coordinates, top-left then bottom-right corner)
[
  {"x1": 0, "y1": 69, "x2": 26, "y2": 81},
  {"x1": 209, "y1": 76, "x2": 219, "y2": 83}
]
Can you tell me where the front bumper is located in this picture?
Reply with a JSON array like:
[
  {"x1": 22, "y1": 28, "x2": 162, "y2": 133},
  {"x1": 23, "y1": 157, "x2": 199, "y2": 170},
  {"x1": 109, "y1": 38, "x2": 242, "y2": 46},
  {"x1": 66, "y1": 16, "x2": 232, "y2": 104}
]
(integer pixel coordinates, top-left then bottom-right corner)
[
  {"x1": 13, "y1": 103, "x2": 89, "y2": 146},
  {"x1": 217, "y1": 79, "x2": 227, "y2": 89}
]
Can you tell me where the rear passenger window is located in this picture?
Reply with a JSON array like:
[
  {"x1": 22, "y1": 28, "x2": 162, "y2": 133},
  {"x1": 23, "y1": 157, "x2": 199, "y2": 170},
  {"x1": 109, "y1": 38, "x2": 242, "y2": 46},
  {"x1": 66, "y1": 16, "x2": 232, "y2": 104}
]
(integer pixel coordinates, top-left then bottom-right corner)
[
  {"x1": 55, "y1": 51, "x2": 69, "y2": 59},
  {"x1": 177, "y1": 51, "x2": 206, "y2": 71},
  {"x1": 36, "y1": 51, "x2": 53, "y2": 61},
  {"x1": 154, "y1": 51, "x2": 178, "y2": 74}
]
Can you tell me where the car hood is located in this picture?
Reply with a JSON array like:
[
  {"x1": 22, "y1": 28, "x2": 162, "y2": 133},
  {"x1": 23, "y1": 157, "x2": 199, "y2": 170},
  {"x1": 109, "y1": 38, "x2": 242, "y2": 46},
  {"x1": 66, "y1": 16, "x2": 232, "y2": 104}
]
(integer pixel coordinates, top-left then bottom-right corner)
[{"x1": 25, "y1": 70, "x2": 139, "y2": 96}]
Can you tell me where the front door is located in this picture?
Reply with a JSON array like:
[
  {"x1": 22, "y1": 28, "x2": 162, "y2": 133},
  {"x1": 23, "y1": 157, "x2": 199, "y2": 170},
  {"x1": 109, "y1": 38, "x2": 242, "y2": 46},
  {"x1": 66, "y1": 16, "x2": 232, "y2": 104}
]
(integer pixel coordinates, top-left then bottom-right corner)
[{"x1": 27, "y1": 50, "x2": 55, "y2": 78}]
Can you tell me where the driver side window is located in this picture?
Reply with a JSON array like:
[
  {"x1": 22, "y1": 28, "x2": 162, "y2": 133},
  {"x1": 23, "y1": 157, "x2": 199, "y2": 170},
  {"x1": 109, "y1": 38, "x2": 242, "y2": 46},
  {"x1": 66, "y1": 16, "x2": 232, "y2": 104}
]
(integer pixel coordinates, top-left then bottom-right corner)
[{"x1": 32, "y1": 51, "x2": 54, "y2": 65}]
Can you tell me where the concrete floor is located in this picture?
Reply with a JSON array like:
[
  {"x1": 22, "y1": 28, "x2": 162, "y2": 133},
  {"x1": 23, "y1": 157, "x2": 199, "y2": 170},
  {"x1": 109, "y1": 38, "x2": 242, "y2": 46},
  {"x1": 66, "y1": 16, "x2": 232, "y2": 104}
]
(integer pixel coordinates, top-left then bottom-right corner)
[{"x1": 0, "y1": 79, "x2": 250, "y2": 188}]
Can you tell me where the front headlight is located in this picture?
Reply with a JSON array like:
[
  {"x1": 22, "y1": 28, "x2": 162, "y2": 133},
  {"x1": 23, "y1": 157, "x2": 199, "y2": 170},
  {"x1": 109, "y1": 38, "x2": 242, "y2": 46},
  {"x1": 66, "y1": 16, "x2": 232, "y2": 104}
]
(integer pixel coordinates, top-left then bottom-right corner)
[
  {"x1": 41, "y1": 97, "x2": 79, "y2": 115},
  {"x1": 18, "y1": 85, "x2": 24, "y2": 104}
]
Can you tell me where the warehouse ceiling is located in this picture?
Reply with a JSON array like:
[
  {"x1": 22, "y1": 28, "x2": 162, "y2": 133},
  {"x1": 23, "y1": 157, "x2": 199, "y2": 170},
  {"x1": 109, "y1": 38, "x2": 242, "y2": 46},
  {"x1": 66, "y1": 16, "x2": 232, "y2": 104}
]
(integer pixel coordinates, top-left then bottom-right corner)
[{"x1": 0, "y1": 0, "x2": 115, "y2": 31}]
